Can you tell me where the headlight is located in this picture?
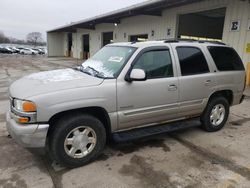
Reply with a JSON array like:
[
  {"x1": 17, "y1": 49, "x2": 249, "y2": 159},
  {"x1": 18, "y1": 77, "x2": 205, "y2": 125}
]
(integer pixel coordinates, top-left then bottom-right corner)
[{"x1": 13, "y1": 99, "x2": 37, "y2": 112}]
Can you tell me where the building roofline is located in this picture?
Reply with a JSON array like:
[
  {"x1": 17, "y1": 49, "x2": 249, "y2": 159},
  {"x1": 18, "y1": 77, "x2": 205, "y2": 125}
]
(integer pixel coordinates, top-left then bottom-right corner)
[{"x1": 47, "y1": 0, "x2": 202, "y2": 33}]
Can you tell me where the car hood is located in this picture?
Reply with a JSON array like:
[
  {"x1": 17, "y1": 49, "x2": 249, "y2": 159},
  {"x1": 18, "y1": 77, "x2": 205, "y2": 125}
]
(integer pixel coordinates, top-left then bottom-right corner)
[{"x1": 9, "y1": 68, "x2": 104, "y2": 99}]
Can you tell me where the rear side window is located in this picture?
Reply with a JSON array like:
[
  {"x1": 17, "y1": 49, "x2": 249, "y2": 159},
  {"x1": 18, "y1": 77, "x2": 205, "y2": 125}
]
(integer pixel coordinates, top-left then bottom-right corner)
[
  {"x1": 208, "y1": 46, "x2": 245, "y2": 71},
  {"x1": 176, "y1": 47, "x2": 210, "y2": 76}
]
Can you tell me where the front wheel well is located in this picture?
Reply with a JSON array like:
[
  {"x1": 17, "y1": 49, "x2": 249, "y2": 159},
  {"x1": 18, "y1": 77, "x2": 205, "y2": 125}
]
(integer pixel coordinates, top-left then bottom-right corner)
[
  {"x1": 47, "y1": 107, "x2": 112, "y2": 142},
  {"x1": 209, "y1": 90, "x2": 233, "y2": 106}
]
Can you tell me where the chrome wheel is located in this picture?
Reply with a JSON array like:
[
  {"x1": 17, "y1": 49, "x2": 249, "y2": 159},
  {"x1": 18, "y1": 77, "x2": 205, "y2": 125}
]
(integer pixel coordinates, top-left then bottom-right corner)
[
  {"x1": 210, "y1": 104, "x2": 225, "y2": 126},
  {"x1": 64, "y1": 126, "x2": 97, "y2": 159}
]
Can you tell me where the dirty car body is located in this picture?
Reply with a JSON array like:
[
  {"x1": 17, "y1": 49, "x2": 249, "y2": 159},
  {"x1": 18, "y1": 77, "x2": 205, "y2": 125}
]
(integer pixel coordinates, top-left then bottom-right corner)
[{"x1": 6, "y1": 40, "x2": 246, "y2": 167}]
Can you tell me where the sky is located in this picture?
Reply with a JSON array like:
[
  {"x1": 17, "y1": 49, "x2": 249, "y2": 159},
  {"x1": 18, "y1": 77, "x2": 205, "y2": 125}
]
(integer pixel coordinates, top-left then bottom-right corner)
[{"x1": 0, "y1": 0, "x2": 147, "y2": 41}]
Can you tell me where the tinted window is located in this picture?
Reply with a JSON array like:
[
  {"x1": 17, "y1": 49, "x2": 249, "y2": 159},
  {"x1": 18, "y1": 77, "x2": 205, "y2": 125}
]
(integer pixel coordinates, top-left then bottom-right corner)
[
  {"x1": 208, "y1": 46, "x2": 244, "y2": 71},
  {"x1": 133, "y1": 50, "x2": 173, "y2": 79},
  {"x1": 177, "y1": 47, "x2": 209, "y2": 76}
]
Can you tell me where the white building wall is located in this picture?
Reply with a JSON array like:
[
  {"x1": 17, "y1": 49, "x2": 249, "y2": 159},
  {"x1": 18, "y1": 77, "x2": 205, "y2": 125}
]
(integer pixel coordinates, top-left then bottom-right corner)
[
  {"x1": 62, "y1": 33, "x2": 68, "y2": 57},
  {"x1": 50, "y1": 0, "x2": 250, "y2": 66},
  {"x1": 114, "y1": 15, "x2": 168, "y2": 42},
  {"x1": 47, "y1": 32, "x2": 65, "y2": 57},
  {"x1": 222, "y1": 0, "x2": 250, "y2": 66},
  {"x1": 72, "y1": 33, "x2": 77, "y2": 58}
]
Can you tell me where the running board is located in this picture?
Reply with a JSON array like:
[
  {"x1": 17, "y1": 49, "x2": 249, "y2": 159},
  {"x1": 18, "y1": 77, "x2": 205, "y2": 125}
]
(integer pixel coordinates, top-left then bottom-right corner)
[{"x1": 112, "y1": 118, "x2": 201, "y2": 142}]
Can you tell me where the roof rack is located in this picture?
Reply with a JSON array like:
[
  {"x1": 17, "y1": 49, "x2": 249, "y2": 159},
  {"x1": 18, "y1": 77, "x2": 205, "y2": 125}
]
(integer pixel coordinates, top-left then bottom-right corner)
[
  {"x1": 163, "y1": 38, "x2": 226, "y2": 45},
  {"x1": 198, "y1": 40, "x2": 226, "y2": 45}
]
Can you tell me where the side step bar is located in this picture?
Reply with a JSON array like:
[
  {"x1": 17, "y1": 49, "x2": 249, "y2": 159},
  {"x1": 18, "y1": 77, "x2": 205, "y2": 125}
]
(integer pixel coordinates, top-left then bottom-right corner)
[{"x1": 112, "y1": 118, "x2": 201, "y2": 142}]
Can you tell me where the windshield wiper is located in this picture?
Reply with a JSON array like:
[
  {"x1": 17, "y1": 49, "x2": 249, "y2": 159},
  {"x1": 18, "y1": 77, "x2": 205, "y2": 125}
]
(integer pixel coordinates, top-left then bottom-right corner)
[
  {"x1": 74, "y1": 66, "x2": 107, "y2": 79},
  {"x1": 85, "y1": 66, "x2": 107, "y2": 78},
  {"x1": 74, "y1": 66, "x2": 92, "y2": 76},
  {"x1": 86, "y1": 66, "x2": 100, "y2": 74}
]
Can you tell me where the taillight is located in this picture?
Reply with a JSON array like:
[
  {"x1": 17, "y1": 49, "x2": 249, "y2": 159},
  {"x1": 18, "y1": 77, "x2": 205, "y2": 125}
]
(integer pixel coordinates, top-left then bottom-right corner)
[{"x1": 244, "y1": 74, "x2": 246, "y2": 91}]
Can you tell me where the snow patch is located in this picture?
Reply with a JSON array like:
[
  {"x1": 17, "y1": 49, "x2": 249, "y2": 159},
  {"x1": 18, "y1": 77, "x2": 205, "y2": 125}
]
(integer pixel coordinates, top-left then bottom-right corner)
[{"x1": 25, "y1": 69, "x2": 84, "y2": 83}]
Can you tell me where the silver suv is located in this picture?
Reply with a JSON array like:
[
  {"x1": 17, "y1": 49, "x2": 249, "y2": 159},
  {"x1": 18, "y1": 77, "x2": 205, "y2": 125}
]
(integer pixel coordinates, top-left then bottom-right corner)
[{"x1": 6, "y1": 40, "x2": 246, "y2": 167}]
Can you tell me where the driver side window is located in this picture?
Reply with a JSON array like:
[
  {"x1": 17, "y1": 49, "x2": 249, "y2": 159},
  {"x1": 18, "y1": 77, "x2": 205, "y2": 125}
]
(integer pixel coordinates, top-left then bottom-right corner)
[{"x1": 133, "y1": 49, "x2": 173, "y2": 79}]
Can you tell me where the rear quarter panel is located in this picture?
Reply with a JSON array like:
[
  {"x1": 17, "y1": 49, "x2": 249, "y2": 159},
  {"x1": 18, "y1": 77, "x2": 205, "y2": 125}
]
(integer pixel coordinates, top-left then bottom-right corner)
[{"x1": 212, "y1": 71, "x2": 246, "y2": 105}]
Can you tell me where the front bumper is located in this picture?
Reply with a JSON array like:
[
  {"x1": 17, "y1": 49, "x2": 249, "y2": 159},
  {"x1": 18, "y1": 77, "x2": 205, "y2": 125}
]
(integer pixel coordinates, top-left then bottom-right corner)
[{"x1": 6, "y1": 111, "x2": 49, "y2": 148}]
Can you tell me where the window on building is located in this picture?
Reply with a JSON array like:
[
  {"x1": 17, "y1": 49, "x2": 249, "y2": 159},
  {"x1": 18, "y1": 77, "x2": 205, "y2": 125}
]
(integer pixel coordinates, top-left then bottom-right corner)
[
  {"x1": 133, "y1": 49, "x2": 173, "y2": 79},
  {"x1": 208, "y1": 46, "x2": 245, "y2": 71},
  {"x1": 176, "y1": 47, "x2": 209, "y2": 76}
]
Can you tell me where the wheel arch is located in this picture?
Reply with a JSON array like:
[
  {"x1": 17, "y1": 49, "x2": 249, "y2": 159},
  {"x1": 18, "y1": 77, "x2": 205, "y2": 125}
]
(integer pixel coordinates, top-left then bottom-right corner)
[
  {"x1": 208, "y1": 90, "x2": 233, "y2": 106},
  {"x1": 47, "y1": 106, "x2": 112, "y2": 142}
]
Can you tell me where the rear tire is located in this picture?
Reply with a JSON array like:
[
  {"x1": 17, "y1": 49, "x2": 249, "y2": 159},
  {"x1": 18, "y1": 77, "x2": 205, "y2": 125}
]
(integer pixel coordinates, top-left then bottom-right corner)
[
  {"x1": 49, "y1": 114, "x2": 106, "y2": 168},
  {"x1": 201, "y1": 97, "x2": 229, "y2": 132}
]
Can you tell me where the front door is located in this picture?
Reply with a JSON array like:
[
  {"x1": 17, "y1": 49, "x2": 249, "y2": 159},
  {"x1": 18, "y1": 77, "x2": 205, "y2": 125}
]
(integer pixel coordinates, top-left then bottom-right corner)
[{"x1": 117, "y1": 47, "x2": 179, "y2": 130}]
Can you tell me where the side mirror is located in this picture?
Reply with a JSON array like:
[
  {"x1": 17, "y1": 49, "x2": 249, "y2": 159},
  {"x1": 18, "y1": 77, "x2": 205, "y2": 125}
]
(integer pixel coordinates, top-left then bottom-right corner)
[{"x1": 126, "y1": 69, "x2": 146, "y2": 82}]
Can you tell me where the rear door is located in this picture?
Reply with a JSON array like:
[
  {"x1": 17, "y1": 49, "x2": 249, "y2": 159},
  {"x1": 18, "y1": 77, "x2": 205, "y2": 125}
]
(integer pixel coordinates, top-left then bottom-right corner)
[{"x1": 171, "y1": 44, "x2": 216, "y2": 117}]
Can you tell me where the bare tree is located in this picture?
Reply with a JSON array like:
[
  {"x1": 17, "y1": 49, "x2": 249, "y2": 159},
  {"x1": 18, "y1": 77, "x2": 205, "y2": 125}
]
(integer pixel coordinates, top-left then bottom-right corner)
[
  {"x1": 26, "y1": 32, "x2": 43, "y2": 47},
  {"x1": 0, "y1": 31, "x2": 10, "y2": 43},
  {"x1": 0, "y1": 31, "x2": 4, "y2": 38},
  {"x1": 0, "y1": 31, "x2": 4, "y2": 43}
]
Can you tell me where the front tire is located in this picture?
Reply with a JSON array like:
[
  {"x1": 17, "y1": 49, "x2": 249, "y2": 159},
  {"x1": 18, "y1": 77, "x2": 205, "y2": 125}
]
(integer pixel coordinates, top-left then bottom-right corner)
[
  {"x1": 49, "y1": 114, "x2": 106, "y2": 168},
  {"x1": 201, "y1": 97, "x2": 229, "y2": 132}
]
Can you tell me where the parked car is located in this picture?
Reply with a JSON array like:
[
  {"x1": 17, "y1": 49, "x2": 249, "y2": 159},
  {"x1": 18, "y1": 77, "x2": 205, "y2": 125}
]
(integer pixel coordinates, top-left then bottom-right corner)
[
  {"x1": 8, "y1": 47, "x2": 20, "y2": 53},
  {"x1": 43, "y1": 48, "x2": 47, "y2": 54},
  {"x1": 20, "y1": 48, "x2": 38, "y2": 55},
  {"x1": 6, "y1": 40, "x2": 246, "y2": 168},
  {"x1": 17, "y1": 47, "x2": 25, "y2": 51},
  {"x1": 5, "y1": 47, "x2": 15, "y2": 53},
  {"x1": 0, "y1": 47, "x2": 12, "y2": 54},
  {"x1": 32, "y1": 48, "x2": 45, "y2": 55}
]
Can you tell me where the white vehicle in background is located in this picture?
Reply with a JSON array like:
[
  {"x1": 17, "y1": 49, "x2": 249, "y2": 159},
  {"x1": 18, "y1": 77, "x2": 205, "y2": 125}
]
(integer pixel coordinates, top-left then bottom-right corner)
[
  {"x1": 20, "y1": 48, "x2": 38, "y2": 55},
  {"x1": 43, "y1": 48, "x2": 47, "y2": 54},
  {"x1": 8, "y1": 47, "x2": 20, "y2": 53},
  {"x1": 32, "y1": 48, "x2": 46, "y2": 55}
]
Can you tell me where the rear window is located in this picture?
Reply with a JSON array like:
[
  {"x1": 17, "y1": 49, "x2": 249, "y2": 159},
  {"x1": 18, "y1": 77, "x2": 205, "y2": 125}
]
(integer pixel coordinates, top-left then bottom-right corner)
[{"x1": 208, "y1": 46, "x2": 245, "y2": 71}]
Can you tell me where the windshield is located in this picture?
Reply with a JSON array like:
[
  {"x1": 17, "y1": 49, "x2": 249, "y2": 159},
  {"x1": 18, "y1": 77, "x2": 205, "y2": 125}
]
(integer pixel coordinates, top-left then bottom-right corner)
[{"x1": 81, "y1": 46, "x2": 137, "y2": 78}]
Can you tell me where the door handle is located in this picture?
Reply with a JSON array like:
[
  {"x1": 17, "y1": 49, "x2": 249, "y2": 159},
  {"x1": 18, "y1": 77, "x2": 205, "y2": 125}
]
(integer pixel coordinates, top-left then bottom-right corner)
[
  {"x1": 205, "y1": 80, "x2": 212, "y2": 86},
  {"x1": 168, "y1": 84, "x2": 178, "y2": 91}
]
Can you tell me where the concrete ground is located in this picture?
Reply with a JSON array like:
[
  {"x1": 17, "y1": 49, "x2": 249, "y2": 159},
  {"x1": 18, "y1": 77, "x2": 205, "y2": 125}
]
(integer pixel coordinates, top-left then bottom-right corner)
[{"x1": 0, "y1": 54, "x2": 250, "y2": 188}]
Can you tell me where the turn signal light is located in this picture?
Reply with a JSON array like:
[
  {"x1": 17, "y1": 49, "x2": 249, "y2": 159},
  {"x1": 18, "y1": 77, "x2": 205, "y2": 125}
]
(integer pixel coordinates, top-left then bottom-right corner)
[
  {"x1": 18, "y1": 117, "x2": 29, "y2": 123},
  {"x1": 23, "y1": 101, "x2": 36, "y2": 112}
]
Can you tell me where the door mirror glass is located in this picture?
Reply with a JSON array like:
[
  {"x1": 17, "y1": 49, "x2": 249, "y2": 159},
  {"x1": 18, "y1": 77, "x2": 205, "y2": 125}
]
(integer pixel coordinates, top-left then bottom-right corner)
[{"x1": 129, "y1": 69, "x2": 146, "y2": 81}]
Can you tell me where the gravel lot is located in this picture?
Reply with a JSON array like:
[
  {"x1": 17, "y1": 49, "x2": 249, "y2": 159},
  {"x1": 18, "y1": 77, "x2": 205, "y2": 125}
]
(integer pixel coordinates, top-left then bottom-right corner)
[{"x1": 0, "y1": 54, "x2": 250, "y2": 188}]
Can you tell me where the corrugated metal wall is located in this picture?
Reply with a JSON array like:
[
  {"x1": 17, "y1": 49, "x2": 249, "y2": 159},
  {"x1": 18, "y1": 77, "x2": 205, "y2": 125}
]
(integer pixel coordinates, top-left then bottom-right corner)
[
  {"x1": 47, "y1": 32, "x2": 65, "y2": 57},
  {"x1": 223, "y1": 0, "x2": 250, "y2": 65},
  {"x1": 48, "y1": 0, "x2": 250, "y2": 66}
]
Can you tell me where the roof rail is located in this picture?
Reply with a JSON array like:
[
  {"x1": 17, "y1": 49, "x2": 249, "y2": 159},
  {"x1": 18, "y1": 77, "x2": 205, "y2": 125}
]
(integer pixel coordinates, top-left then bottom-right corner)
[
  {"x1": 163, "y1": 38, "x2": 226, "y2": 45},
  {"x1": 198, "y1": 40, "x2": 226, "y2": 45},
  {"x1": 163, "y1": 39, "x2": 179, "y2": 43},
  {"x1": 164, "y1": 38, "x2": 196, "y2": 43}
]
